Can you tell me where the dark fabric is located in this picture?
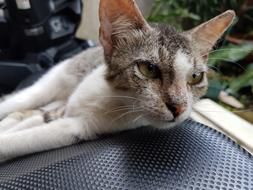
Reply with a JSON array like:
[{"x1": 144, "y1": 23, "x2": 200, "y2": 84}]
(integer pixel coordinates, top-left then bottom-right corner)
[{"x1": 0, "y1": 120, "x2": 252, "y2": 190}]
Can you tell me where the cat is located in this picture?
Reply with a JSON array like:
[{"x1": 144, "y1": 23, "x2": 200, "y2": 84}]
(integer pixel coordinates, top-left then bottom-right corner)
[{"x1": 0, "y1": 0, "x2": 235, "y2": 163}]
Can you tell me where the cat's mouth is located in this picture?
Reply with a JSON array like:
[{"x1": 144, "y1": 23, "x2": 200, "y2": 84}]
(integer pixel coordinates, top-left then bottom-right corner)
[
  {"x1": 145, "y1": 111, "x2": 190, "y2": 129},
  {"x1": 148, "y1": 118, "x2": 178, "y2": 129},
  {"x1": 144, "y1": 112, "x2": 177, "y2": 124}
]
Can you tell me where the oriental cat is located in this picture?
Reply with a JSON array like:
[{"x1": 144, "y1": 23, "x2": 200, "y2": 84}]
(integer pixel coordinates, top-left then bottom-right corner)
[{"x1": 0, "y1": 0, "x2": 235, "y2": 162}]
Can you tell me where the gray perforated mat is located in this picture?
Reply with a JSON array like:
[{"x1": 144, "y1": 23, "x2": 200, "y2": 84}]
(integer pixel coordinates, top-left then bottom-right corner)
[{"x1": 0, "y1": 120, "x2": 252, "y2": 190}]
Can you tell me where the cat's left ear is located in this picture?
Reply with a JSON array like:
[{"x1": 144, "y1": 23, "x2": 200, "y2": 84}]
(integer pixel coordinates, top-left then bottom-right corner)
[
  {"x1": 99, "y1": 0, "x2": 150, "y2": 60},
  {"x1": 186, "y1": 10, "x2": 236, "y2": 59}
]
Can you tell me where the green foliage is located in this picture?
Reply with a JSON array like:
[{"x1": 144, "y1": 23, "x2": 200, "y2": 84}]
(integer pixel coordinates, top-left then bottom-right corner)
[
  {"x1": 208, "y1": 43, "x2": 253, "y2": 66},
  {"x1": 148, "y1": 0, "x2": 253, "y2": 35},
  {"x1": 148, "y1": 0, "x2": 200, "y2": 29},
  {"x1": 208, "y1": 44, "x2": 253, "y2": 99},
  {"x1": 208, "y1": 44, "x2": 253, "y2": 97},
  {"x1": 228, "y1": 66, "x2": 253, "y2": 94},
  {"x1": 148, "y1": 0, "x2": 239, "y2": 29}
]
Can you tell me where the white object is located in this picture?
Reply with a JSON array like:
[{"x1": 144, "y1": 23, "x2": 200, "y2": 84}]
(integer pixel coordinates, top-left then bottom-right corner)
[
  {"x1": 16, "y1": 0, "x2": 31, "y2": 10},
  {"x1": 192, "y1": 99, "x2": 253, "y2": 155},
  {"x1": 75, "y1": 0, "x2": 155, "y2": 43}
]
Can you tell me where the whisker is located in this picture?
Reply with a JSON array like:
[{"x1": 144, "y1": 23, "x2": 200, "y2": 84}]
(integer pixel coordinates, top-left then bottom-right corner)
[
  {"x1": 105, "y1": 107, "x2": 142, "y2": 115},
  {"x1": 94, "y1": 95, "x2": 143, "y2": 102},
  {"x1": 199, "y1": 48, "x2": 251, "y2": 60},
  {"x1": 207, "y1": 58, "x2": 246, "y2": 71},
  {"x1": 207, "y1": 66, "x2": 222, "y2": 73},
  {"x1": 85, "y1": 102, "x2": 107, "y2": 110},
  {"x1": 111, "y1": 110, "x2": 143, "y2": 124},
  {"x1": 133, "y1": 114, "x2": 144, "y2": 123},
  {"x1": 105, "y1": 99, "x2": 142, "y2": 115},
  {"x1": 209, "y1": 48, "x2": 250, "y2": 55},
  {"x1": 140, "y1": 106, "x2": 160, "y2": 116},
  {"x1": 194, "y1": 108, "x2": 253, "y2": 113}
]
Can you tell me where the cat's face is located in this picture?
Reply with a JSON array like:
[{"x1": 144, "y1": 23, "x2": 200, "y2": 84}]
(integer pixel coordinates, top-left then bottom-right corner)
[
  {"x1": 99, "y1": 0, "x2": 235, "y2": 128},
  {"x1": 105, "y1": 25, "x2": 208, "y2": 128}
]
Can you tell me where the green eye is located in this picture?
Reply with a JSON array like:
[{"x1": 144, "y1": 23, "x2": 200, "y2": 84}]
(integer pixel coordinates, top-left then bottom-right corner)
[
  {"x1": 137, "y1": 61, "x2": 160, "y2": 79},
  {"x1": 188, "y1": 72, "x2": 204, "y2": 85}
]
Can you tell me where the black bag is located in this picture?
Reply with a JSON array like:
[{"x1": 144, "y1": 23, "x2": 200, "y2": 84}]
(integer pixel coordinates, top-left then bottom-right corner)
[{"x1": 0, "y1": 0, "x2": 88, "y2": 94}]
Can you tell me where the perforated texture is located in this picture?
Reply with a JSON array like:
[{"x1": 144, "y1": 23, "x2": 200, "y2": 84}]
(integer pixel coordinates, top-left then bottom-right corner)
[{"x1": 0, "y1": 120, "x2": 252, "y2": 190}]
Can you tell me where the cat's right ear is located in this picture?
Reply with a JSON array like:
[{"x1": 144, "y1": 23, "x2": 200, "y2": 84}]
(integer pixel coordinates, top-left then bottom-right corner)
[
  {"x1": 99, "y1": 0, "x2": 150, "y2": 60},
  {"x1": 186, "y1": 10, "x2": 235, "y2": 60}
]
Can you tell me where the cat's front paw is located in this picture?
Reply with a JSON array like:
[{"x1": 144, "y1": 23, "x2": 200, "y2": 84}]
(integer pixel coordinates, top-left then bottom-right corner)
[
  {"x1": 0, "y1": 112, "x2": 23, "y2": 133},
  {"x1": 44, "y1": 106, "x2": 66, "y2": 123}
]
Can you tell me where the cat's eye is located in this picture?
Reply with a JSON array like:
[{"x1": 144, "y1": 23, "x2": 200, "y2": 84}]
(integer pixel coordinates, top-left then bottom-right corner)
[
  {"x1": 187, "y1": 72, "x2": 204, "y2": 85},
  {"x1": 137, "y1": 61, "x2": 160, "y2": 79}
]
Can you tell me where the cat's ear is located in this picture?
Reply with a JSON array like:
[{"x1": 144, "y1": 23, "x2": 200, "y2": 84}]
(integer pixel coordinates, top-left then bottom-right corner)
[
  {"x1": 186, "y1": 10, "x2": 235, "y2": 59},
  {"x1": 99, "y1": 0, "x2": 150, "y2": 59}
]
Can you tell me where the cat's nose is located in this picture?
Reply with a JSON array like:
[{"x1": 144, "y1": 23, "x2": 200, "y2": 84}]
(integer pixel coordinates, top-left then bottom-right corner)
[{"x1": 166, "y1": 103, "x2": 184, "y2": 118}]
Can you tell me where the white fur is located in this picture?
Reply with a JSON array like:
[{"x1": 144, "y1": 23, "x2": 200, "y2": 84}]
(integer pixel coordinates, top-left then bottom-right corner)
[
  {"x1": 0, "y1": 49, "x2": 197, "y2": 162},
  {"x1": 0, "y1": 59, "x2": 79, "y2": 120},
  {"x1": 0, "y1": 57, "x2": 149, "y2": 162},
  {"x1": 174, "y1": 50, "x2": 192, "y2": 80}
]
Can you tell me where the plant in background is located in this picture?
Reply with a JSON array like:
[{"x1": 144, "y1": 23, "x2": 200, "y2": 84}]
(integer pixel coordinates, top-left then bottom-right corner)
[
  {"x1": 148, "y1": 0, "x2": 200, "y2": 29},
  {"x1": 148, "y1": 0, "x2": 252, "y2": 31}
]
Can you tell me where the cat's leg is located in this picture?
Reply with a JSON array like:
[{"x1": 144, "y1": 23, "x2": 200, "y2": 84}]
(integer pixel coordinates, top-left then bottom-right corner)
[
  {"x1": 0, "y1": 112, "x2": 24, "y2": 133},
  {"x1": 0, "y1": 59, "x2": 79, "y2": 120},
  {"x1": 43, "y1": 105, "x2": 66, "y2": 123},
  {"x1": 4, "y1": 115, "x2": 44, "y2": 134},
  {"x1": 4, "y1": 104, "x2": 66, "y2": 133},
  {"x1": 0, "y1": 101, "x2": 65, "y2": 134},
  {"x1": 0, "y1": 117, "x2": 95, "y2": 163},
  {"x1": 0, "y1": 110, "x2": 43, "y2": 133}
]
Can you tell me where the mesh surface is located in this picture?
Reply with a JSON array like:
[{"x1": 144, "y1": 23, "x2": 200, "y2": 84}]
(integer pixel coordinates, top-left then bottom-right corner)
[{"x1": 0, "y1": 120, "x2": 252, "y2": 190}]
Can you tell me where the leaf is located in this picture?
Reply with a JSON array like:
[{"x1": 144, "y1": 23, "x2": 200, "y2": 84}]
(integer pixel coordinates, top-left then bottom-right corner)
[
  {"x1": 208, "y1": 43, "x2": 253, "y2": 66},
  {"x1": 227, "y1": 66, "x2": 253, "y2": 94}
]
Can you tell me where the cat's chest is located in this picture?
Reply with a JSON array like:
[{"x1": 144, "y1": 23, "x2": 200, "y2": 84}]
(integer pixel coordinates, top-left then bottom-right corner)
[{"x1": 65, "y1": 64, "x2": 148, "y2": 130}]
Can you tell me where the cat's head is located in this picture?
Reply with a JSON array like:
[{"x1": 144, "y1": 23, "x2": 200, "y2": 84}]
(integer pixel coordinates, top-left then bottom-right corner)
[{"x1": 99, "y1": 0, "x2": 235, "y2": 128}]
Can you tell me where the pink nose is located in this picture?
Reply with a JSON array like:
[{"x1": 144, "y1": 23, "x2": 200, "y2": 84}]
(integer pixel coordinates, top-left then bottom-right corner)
[{"x1": 166, "y1": 103, "x2": 185, "y2": 118}]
